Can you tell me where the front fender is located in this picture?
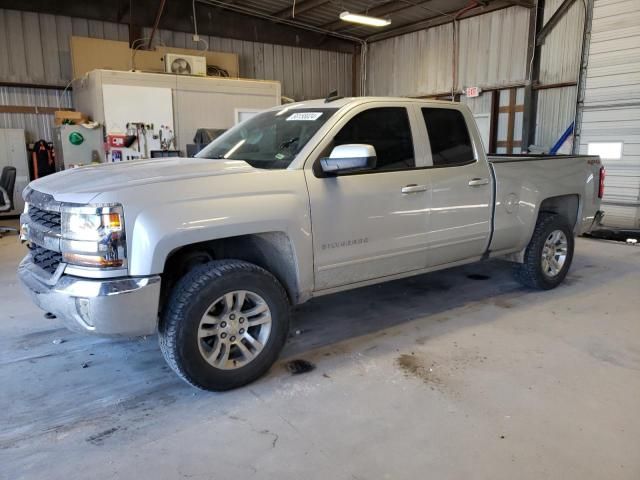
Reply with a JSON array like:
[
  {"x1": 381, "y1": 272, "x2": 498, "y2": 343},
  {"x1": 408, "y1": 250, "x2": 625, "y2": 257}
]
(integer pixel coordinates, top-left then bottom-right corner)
[{"x1": 128, "y1": 189, "x2": 311, "y2": 271}]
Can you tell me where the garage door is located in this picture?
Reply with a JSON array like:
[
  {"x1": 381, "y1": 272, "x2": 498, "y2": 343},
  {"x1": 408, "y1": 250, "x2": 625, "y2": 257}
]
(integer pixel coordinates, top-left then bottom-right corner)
[{"x1": 578, "y1": 0, "x2": 640, "y2": 229}]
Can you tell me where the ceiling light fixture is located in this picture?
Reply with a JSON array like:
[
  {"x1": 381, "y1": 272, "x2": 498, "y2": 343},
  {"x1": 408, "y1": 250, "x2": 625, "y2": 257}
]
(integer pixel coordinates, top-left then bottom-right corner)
[{"x1": 339, "y1": 11, "x2": 391, "y2": 27}]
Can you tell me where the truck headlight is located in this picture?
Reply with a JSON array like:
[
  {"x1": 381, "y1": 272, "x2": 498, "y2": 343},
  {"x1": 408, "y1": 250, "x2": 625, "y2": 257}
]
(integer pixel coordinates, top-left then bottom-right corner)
[{"x1": 60, "y1": 204, "x2": 126, "y2": 268}]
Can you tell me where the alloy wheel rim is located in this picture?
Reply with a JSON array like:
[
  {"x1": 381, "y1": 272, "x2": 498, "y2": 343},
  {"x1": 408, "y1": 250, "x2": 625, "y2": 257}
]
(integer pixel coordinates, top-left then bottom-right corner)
[
  {"x1": 541, "y1": 229, "x2": 568, "y2": 277},
  {"x1": 197, "y1": 290, "x2": 272, "y2": 370}
]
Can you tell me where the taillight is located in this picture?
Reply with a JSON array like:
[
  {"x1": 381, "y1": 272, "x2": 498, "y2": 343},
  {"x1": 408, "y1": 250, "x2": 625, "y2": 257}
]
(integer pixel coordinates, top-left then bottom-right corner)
[{"x1": 598, "y1": 166, "x2": 605, "y2": 199}]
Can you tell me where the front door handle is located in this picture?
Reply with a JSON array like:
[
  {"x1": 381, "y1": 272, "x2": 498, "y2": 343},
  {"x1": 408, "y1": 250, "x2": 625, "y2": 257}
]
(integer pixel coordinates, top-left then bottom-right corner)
[
  {"x1": 468, "y1": 178, "x2": 490, "y2": 187},
  {"x1": 401, "y1": 184, "x2": 428, "y2": 194}
]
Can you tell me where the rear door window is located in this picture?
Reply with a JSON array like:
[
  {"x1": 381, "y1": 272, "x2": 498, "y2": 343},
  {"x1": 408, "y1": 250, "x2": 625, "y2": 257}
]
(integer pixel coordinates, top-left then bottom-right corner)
[
  {"x1": 421, "y1": 108, "x2": 475, "y2": 167},
  {"x1": 334, "y1": 107, "x2": 415, "y2": 171}
]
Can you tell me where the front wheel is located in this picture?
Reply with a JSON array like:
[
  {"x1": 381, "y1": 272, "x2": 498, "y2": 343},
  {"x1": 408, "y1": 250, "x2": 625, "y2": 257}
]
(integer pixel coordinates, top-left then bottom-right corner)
[
  {"x1": 159, "y1": 260, "x2": 290, "y2": 391},
  {"x1": 513, "y1": 213, "x2": 575, "y2": 290}
]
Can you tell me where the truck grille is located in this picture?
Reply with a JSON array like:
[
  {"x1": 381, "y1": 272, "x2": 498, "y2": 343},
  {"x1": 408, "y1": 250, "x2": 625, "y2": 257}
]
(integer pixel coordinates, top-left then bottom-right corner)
[
  {"x1": 29, "y1": 205, "x2": 61, "y2": 233},
  {"x1": 29, "y1": 245, "x2": 62, "y2": 275}
]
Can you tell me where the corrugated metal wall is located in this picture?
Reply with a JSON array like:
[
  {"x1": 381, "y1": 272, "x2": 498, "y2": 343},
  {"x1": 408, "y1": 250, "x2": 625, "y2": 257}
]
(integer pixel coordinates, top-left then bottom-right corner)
[
  {"x1": 577, "y1": 0, "x2": 640, "y2": 229},
  {"x1": 538, "y1": 0, "x2": 586, "y2": 84},
  {"x1": 456, "y1": 7, "x2": 530, "y2": 91},
  {"x1": 0, "y1": 9, "x2": 126, "y2": 141},
  {"x1": 367, "y1": 22, "x2": 453, "y2": 97},
  {"x1": 0, "y1": 10, "x2": 129, "y2": 85},
  {"x1": 366, "y1": 7, "x2": 530, "y2": 97},
  {"x1": 0, "y1": 87, "x2": 72, "y2": 143},
  {"x1": 534, "y1": 0, "x2": 586, "y2": 149},
  {"x1": 460, "y1": 93, "x2": 492, "y2": 115},
  {"x1": 0, "y1": 8, "x2": 353, "y2": 141},
  {"x1": 366, "y1": 3, "x2": 586, "y2": 153},
  {"x1": 535, "y1": 85, "x2": 578, "y2": 149}
]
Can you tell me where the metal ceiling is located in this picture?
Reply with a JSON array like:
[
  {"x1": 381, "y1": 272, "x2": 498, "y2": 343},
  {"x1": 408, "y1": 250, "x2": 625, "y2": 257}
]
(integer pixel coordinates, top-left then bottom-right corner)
[{"x1": 0, "y1": 0, "x2": 535, "y2": 52}]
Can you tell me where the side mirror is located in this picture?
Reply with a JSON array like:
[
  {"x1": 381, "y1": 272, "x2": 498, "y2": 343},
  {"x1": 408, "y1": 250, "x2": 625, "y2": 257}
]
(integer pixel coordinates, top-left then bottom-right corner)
[{"x1": 320, "y1": 144, "x2": 377, "y2": 175}]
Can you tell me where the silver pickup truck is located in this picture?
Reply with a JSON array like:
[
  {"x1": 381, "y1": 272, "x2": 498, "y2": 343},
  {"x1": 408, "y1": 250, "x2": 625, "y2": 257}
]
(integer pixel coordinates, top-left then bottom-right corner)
[{"x1": 18, "y1": 97, "x2": 604, "y2": 390}]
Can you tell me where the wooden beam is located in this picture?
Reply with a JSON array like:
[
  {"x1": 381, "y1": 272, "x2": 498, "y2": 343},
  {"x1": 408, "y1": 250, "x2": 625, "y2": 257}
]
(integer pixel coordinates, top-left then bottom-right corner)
[
  {"x1": 536, "y1": 0, "x2": 576, "y2": 46},
  {"x1": 499, "y1": 104, "x2": 524, "y2": 113},
  {"x1": 496, "y1": 140, "x2": 522, "y2": 147},
  {"x1": 274, "y1": 0, "x2": 331, "y2": 19}
]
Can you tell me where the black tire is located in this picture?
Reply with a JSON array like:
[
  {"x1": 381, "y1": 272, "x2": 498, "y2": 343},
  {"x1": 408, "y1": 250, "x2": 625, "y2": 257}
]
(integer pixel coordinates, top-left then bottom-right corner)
[
  {"x1": 513, "y1": 213, "x2": 575, "y2": 290},
  {"x1": 159, "y1": 259, "x2": 290, "y2": 391}
]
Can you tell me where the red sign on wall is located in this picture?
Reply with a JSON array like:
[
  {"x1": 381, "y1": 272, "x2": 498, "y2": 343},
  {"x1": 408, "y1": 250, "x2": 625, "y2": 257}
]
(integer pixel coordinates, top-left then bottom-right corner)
[{"x1": 465, "y1": 86, "x2": 481, "y2": 98}]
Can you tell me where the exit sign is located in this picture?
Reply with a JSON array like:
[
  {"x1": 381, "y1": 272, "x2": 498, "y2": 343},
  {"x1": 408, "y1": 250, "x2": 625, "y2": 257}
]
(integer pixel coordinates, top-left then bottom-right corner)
[{"x1": 465, "y1": 86, "x2": 481, "y2": 98}]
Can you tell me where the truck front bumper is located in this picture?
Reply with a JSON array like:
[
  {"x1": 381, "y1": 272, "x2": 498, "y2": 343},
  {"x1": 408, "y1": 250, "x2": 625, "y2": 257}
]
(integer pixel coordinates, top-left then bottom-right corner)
[{"x1": 18, "y1": 256, "x2": 161, "y2": 336}]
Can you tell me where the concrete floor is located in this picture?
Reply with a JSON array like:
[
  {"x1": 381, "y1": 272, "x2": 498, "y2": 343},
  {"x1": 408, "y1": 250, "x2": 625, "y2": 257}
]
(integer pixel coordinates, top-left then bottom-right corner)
[{"x1": 1, "y1": 218, "x2": 639, "y2": 480}]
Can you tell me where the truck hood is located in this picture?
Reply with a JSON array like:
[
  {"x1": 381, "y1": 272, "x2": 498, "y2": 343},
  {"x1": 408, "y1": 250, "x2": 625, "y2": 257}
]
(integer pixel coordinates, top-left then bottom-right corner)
[{"x1": 30, "y1": 157, "x2": 254, "y2": 202}]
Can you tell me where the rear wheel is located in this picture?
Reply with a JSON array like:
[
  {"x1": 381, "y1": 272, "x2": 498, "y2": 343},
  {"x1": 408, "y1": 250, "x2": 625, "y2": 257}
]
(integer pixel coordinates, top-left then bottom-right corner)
[
  {"x1": 513, "y1": 213, "x2": 574, "y2": 290},
  {"x1": 159, "y1": 260, "x2": 290, "y2": 391}
]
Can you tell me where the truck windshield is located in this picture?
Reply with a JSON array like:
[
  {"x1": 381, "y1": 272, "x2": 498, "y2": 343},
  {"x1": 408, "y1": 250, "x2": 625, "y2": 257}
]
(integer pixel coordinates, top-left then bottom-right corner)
[{"x1": 196, "y1": 107, "x2": 338, "y2": 169}]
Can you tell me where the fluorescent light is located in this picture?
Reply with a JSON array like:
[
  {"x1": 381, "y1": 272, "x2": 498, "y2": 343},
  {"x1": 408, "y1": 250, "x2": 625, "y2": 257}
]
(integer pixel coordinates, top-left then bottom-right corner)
[{"x1": 339, "y1": 11, "x2": 391, "y2": 27}]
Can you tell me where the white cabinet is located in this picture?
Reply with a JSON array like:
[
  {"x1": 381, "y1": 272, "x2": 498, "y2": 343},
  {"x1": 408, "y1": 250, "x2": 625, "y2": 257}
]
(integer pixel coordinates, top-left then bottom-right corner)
[
  {"x1": 73, "y1": 70, "x2": 281, "y2": 157},
  {"x1": 0, "y1": 129, "x2": 28, "y2": 216}
]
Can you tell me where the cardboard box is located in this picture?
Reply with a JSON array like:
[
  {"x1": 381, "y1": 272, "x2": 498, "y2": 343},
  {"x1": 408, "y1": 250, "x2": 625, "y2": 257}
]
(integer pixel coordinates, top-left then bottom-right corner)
[{"x1": 54, "y1": 110, "x2": 88, "y2": 126}]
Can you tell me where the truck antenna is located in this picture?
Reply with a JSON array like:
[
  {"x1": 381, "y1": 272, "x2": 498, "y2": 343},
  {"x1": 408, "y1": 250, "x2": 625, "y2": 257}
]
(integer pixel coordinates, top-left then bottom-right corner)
[{"x1": 324, "y1": 90, "x2": 343, "y2": 103}]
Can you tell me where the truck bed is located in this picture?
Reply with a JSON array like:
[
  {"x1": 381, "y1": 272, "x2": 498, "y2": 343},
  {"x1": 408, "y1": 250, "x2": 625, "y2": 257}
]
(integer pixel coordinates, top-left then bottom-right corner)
[{"x1": 487, "y1": 153, "x2": 602, "y2": 257}]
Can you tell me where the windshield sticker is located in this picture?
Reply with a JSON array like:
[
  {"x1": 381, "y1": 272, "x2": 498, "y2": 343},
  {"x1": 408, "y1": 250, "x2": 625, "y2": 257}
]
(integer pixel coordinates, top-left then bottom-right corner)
[{"x1": 286, "y1": 112, "x2": 323, "y2": 121}]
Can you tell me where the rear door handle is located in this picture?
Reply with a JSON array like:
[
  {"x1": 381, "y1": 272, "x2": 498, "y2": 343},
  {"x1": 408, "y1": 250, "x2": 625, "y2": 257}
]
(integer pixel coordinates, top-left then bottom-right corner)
[
  {"x1": 401, "y1": 184, "x2": 428, "y2": 194},
  {"x1": 468, "y1": 178, "x2": 490, "y2": 187}
]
